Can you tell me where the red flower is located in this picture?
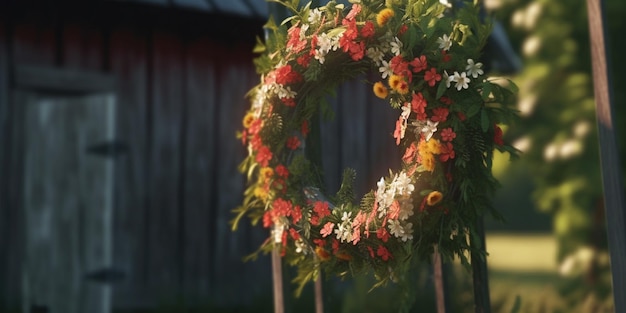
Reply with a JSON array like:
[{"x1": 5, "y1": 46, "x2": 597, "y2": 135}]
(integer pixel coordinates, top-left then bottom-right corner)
[
  {"x1": 457, "y1": 112, "x2": 467, "y2": 121},
  {"x1": 377, "y1": 245, "x2": 392, "y2": 261},
  {"x1": 287, "y1": 26, "x2": 307, "y2": 53},
  {"x1": 256, "y1": 146, "x2": 272, "y2": 167},
  {"x1": 390, "y1": 55, "x2": 410, "y2": 78},
  {"x1": 281, "y1": 97, "x2": 296, "y2": 107},
  {"x1": 286, "y1": 136, "x2": 301, "y2": 150},
  {"x1": 494, "y1": 125, "x2": 504, "y2": 146},
  {"x1": 393, "y1": 119, "x2": 403, "y2": 145},
  {"x1": 376, "y1": 227, "x2": 390, "y2": 242},
  {"x1": 439, "y1": 142, "x2": 456, "y2": 162},
  {"x1": 297, "y1": 53, "x2": 312, "y2": 67},
  {"x1": 361, "y1": 21, "x2": 375, "y2": 38},
  {"x1": 275, "y1": 164, "x2": 289, "y2": 179},
  {"x1": 313, "y1": 238, "x2": 326, "y2": 247},
  {"x1": 424, "y1": 67, "x2": 442, "y2": 87},
  {"x1": 345, "y1": 3, "x2": 361, "y2": 21},
  {"x1": 410, "y1": 55, "x2": 428, "y2": 73},
  {"x1": 291, "y1": 205, "x2": 302, "y2": 224},
  {"x1": 250, "y1": 134, "x2": 262, "y2": 150},
  {"x1": 431, "y1": 107, "x2": 449, "y2": 122},
  {"x1": 314, "y1": 201, "x2": 331, "y2": 218},
  {"x1": 402, "y1": 142, "x2": 418, "y2": 164},
  {"x1": 398, "y1": 24, "x2": 408, "y2": 36},
  {"x1": 262, "y1": 211, "x2": 273, "y2": 228},
  {"x1": 289, "y1": 228, "x2": 300, "y2": 240},
  {"x1": 272, "y1": 198, "x2": 292, "y2": 217},
  {"x1": 275, "y1": 65, "x2": 303, "y2": 85},
  {"x1": 411, "y1": 92, "x2": 428, "y2": 121},
  {"x1": 241, "y1": 129, "x2": 248, "y2": 145},
  {"x1": 440, "y1": 127, "x2": 456, "y2": 142}
]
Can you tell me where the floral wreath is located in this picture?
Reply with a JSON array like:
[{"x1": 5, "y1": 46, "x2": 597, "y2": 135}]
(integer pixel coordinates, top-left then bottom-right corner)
[{"x1": 233, "y1": 0, "x2": 517, "y2": 293}]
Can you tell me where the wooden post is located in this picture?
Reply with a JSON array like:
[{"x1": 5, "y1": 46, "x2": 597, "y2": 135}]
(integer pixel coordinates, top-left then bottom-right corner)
[
  {"x1": 585, "y1": 0, "x2": 626, "y2": 311},
  {"x1": 432, "y1": 245, "x2": 446, "y2": 313},
  {"x1": 471, "y1": 218, "x2": 491, "y2": 313},
  {"x1": 271, "y1": 246, "x2": 285, "y2": 313}
]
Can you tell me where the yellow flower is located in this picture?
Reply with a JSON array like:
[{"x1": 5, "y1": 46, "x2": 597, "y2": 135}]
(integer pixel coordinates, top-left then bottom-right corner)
[
  {"x1": 421, "y1": 153, "x2": 436, "y2": 172},
  {"x1": 397, "y1": 80, "x2": 409, "y2": 95},
  {"x1": 388, "y1": 74, "x2": 402, "y2": 90},
  {"x1": 426, "y1": 138, "x2": 442, "y2": 155},
  {"x1": 254, "y1": 186, "x2": 270, "y2": 201},
  {"x1": 259, "y1": 167, "x2": 274, "y2": 182},
  {"x1": 242, "y1": 112, "x2": 255, "y2": 128},
  {"x1": 376, "y1": 8, "x2": 395, "y2": 27},
  {"x1": 373, "y1": 81, "x2": 389, "y2": 99},
  {"x1": 426, "y1": 191, "x2": 443, "y2": 206}
]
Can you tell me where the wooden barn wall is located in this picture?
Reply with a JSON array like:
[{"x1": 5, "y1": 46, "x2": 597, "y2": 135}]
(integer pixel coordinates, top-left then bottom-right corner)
[{"x1": 0, "y1": 5, "x2": 400, "y2": 310}]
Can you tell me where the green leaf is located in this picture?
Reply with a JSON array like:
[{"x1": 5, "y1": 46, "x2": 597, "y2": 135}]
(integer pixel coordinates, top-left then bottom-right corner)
[
  {"x1": 480, "y1": 109, "x2": 489, "y2": 133},
  {"x1": 435, "y1": 81, "x2": 448, "y2": 99}
]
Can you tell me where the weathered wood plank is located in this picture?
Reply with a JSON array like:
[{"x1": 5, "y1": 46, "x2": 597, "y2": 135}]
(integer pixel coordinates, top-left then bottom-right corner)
[
  {"x1": 212, "y1": 46, "x2": 271, "y2": 306},
  {"x1": 148, "y1": 30, "x2": 185, "y2": 295},
  {"x1": 109, "y1": 27, "x2": 150, "y2": 308},
  {"x1": 12, "y1": 20, "x2": 56, "y2": 66},
  {"x1": 586, "y1": 0, "x2": 626, "y2": 311},
  {"x1": 62, "y1": 22, "x2": 104, "y2": 71},
  {"x1": 0, "y1": 19, "x2": 16, "y2": 309},
  {"x1": 181, "y1": 36, "x2": 216, "y2": 301}
]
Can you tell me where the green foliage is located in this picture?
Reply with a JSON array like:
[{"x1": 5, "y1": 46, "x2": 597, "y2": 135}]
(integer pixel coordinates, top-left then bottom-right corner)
[{"x1": 492, "y1": 0, "x2": 625, "y2": 311}]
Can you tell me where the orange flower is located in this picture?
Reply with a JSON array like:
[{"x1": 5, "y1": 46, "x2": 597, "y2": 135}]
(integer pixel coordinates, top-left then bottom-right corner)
[
  {"x1": 259, "y1": 167, "x2": 274, "y2": 181},
  {"x1": 373, "y1": 81, "x2": 388, "y2": 99},
  {"x1": 396, "y1": 80, "x2": 409, "y2": 95},
  {"x1": 315, "y1": 246, "x2": 331, "y2": 261},
  {"x1": 421, "y1": 153, "x2": 436, "y2": 172},
  {"x1": 426, "y1": 191, "x2": 443, "y2": 206},
  {"x1": 376, "y1": 8, "x2": 395, "y2": 27},
  {"x1": 242, "y1": 112, "x2": 255, "y2": 128},
  {"x1": 388, "y1": 74, "x2": 403, "y2": 90}
]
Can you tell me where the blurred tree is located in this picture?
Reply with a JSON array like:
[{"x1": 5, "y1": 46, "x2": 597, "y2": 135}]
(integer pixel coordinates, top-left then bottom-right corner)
[{"x1": 491, "y1": 0, "x2": 626, "y2": 311}]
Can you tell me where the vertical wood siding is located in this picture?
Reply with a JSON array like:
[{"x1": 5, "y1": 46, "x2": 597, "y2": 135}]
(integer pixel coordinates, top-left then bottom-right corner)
[{"x1": 0, "y1": 7, "x2": 400, "y2": 310}]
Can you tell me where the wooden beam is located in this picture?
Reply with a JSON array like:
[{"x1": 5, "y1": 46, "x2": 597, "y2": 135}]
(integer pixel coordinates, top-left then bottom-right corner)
[{"x1": 585, "y1": 0, "x2": 626, "y2": 311}]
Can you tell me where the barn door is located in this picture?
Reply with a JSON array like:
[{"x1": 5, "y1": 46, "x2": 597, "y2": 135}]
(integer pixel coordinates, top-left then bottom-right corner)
[{"x1": 15, "y1": 67, "x2": 116, "y2": 313}]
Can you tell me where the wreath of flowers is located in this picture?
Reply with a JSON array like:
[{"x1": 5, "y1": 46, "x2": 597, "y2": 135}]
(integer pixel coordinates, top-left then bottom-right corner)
[{"x1": 233, "y1": 0, "x2": 518, "y2": 293}]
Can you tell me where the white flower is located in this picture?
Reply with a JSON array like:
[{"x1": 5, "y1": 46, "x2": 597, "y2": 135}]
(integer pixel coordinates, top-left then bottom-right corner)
[
  {"x1": 366, "y1": 47, "x2": 384, "y2": 66},
  {"x1": 308, "y1": 8, "x2": 323, "y2": 25},
  {"x1": 317, "y1": 33, "x2": 332, "y2": 54},
  {"x1": 295, "y1": 239, "x2": 308, "y2": 254},
  {"x1": 299, "y1": 24, "x2": 309, "y2": 39},
  {"x1": 421, "y1": 119, "x2": 439, "y2": 141},
  {"x1": 275, "y1": 85, "x2": 297, "y2": 98},
  {"x1": 390, "y1": 37, "x2": 403, "y2": 56},
  {"x1": 379, "y1": 60, "x2": 393, "y2": 79},
  {"x1": 443, "y1": 70, "x2": 453, "y2": 88},
  {"x1": 465, "y1": 59, "x2": 484, "y2": 78},
  {"x1": 393, "y1": 172, "x2": 414, "y2": 195},
  {"x1": 452, "y1": 71, "x2": 471, "y2": 90},
  {"x1": 388, "y1": 220, "x2": 413, "y2": 242},
  {"x1": 401, "y1": 103, "x2": 411, "y2": 120},
  {"x1": 341, "y1": 211, "x2": 352, "y2": 223},
  {"x1": 335, "y1": 223, "x2": 353, "y2": 243},
  {"x1": 376, "y1": 177, "x2": 386, "y2": 199},
  {"x1": 437, "y1": 34, "x2": 452, "y2": 51}
]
